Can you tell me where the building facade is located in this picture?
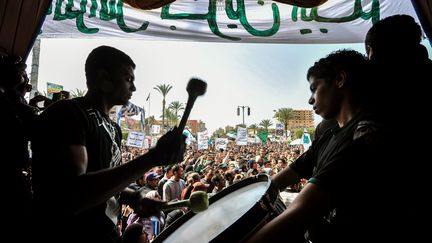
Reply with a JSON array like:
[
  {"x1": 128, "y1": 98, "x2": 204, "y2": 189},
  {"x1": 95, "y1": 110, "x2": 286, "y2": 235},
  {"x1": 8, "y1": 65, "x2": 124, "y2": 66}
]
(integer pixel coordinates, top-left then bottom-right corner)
[
  {"x1": 186, "y1": 120, "x2": 206, "y2": 134},
  {"x1": 287, "y1": 110, "x2": 314, "y2": 131}
]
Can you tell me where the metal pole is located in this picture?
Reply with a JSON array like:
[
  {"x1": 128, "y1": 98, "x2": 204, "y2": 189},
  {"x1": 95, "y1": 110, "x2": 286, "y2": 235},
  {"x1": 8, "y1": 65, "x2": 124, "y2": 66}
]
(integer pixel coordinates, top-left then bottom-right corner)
[
  {"x1": 242, "y1": 106, "x2": 245, "y2": 125},
  {"x1": 30, "y1": 38, "x2": 41, "y2": 98}
]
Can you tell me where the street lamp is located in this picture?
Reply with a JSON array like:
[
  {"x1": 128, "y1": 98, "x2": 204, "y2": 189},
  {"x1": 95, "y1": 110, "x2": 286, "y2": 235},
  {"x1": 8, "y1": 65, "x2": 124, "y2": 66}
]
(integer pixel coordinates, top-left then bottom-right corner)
[{"x1": 237, "y1": 106, "x2": 250, "y2": 125}]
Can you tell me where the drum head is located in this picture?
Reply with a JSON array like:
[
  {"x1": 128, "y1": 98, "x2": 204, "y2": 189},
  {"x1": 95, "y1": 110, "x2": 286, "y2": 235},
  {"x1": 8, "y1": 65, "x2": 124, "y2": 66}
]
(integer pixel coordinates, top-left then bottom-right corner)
[{"x1": 154, "y1": 174, "x2": 277, "y2": 243}]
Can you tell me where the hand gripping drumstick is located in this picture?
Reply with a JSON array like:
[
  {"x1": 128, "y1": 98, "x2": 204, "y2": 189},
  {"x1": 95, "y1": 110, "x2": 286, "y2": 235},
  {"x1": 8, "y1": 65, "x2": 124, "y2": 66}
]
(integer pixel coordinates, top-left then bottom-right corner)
[
  {"x1": 178, "y1": 78, "x2": 207, "y2": 132},
  {"x1": 159, "y1": 191, "x2": 209, "y2": 213}
]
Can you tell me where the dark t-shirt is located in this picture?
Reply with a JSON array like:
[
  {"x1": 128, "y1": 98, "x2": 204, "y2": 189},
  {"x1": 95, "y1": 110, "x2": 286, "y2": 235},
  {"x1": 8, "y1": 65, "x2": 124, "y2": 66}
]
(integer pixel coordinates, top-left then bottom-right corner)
[
  {"x1": 32, "y1": 97, "x2": 122, "y2": 242},
  {"x1": 290, "y1": 112, "x2": 405, "y2": 242}
]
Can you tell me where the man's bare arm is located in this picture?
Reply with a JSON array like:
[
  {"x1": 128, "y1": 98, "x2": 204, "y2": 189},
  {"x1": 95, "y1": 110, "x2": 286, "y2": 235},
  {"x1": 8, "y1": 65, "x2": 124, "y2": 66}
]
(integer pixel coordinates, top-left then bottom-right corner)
[
  {"x1": 60, "y1": 145, "x2": 160, "y2": 215},
  {"x1": 272, "y1": 166, "x2": 301, "y2": 191},
  {"x1": 246, "y1": 182, "x2": 331, "y2": 243}
]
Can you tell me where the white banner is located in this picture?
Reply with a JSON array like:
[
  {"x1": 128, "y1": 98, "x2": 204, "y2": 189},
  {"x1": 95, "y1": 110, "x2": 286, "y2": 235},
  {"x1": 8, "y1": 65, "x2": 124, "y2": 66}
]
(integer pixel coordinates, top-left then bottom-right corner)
[
  {"x1": 126, "y1": 131, "x2": 145, "y2": 148},
  {"x1": 41, "y1": 0, "x2": 417, "y2": 43},
  {"x1": 236, "y1": 127, "x2": 247, "y2": 145},
  {"x1": 197, "y1": 130, "x2": 209, "y2": 150},
  {"x1": 215, "y1": 137, "x2": 228, "y2": 150}
]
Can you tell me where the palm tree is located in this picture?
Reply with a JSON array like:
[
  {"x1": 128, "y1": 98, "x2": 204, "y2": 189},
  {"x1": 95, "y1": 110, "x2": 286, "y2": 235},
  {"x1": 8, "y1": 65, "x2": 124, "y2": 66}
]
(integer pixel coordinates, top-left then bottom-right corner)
[
  {"x1": 259, "y1": 119, "x2": 273, "y2": 132},
  {"x1": 162, "y1": 109, "x2": 177, "y2": 128},
  {"x1": 275, "y1": 108, "x2": 296, "y2": 137},
  {"x1": 70, "y1": 88, "x2": 87, "y2": 98},
  {"x1": 248, "y1": 124, "x2": 258, "y2": 134},
  {"x1": 154, "y1": 84, "x2": 173, "y2": 133},
  {"x1": 168, "y1": 101, "x2": 184, "y2": 124}
]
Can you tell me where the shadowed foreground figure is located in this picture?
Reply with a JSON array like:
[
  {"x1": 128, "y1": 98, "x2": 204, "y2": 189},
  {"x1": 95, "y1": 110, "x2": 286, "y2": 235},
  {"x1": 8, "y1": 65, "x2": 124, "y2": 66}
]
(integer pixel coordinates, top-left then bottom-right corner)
[
  {"x1": 0, "y1": 48, "x2": 33, "y2": 242},
  {"x1": 247, "y1": 49, "x2": 413, "y2": 243},
  {"x1": 364, "y1": 14, "x2": 431, "y2": 242},
  {"x1": 32, "y1": 46, "x2": 186, "y2": 242}
]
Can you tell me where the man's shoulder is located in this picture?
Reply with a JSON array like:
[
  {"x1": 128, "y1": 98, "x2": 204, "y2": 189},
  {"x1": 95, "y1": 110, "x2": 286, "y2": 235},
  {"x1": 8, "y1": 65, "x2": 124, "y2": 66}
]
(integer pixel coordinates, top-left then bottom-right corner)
[
  {"x1": 34, "y1": 99, "x2": 92, "y2": 135},
  {"x1": 164, "y1": 179, "x2": 175, "y2": 186},
  {"x1": 353, "y1": 117, "x2": 383, "y2": 144},
  {"x1": 40, "y1": 98, "x2": 84, "y2": 116}
]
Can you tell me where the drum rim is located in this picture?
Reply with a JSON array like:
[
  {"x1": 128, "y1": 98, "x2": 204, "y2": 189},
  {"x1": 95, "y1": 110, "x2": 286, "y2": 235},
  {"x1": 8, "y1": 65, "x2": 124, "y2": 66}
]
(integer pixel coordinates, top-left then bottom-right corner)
[{"x1": 153, "y1": 174, "x2": 277, "y2": 243}]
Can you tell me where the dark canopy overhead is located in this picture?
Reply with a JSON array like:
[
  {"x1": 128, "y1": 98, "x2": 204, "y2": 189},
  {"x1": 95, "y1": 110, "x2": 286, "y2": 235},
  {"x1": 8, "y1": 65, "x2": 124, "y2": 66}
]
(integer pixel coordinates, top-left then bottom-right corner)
[
  {"x1": 0, "y1": 0, "x2": 430, "y2": 62},
  {"x1": 0, "y1": 0, "x2": 51, "y2": 59}
]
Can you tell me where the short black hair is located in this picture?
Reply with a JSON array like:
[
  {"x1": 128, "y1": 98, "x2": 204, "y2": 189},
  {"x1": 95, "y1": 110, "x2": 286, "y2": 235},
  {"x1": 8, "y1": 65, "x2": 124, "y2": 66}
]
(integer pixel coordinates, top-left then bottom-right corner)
[
  {"x1": 365, "y1": 15, "x2": 422, "y2": 58},
  {"x1": 0, "y1": 48, "x2": 26, "y2": 89},
  {"x1": 171, "y1": 164, "x2": 182, "y2": 174},
  {"x1": 307, "y1": 49, "x2": 367, "y2": 90},
  {"x1": 85, "y1": 46, "x2": 135, "y2": 89}
]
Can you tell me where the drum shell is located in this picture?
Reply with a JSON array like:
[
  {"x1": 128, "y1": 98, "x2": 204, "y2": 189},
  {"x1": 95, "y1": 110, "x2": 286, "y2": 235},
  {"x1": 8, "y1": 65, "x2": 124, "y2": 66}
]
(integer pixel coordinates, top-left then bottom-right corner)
[{"x1": 153, "y1": 174, "x2": 286, "y2": 243}]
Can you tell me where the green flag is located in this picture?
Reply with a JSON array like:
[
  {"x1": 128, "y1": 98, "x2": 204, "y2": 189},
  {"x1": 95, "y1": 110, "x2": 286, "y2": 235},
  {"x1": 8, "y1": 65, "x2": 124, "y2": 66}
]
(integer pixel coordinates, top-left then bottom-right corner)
[{"x1": 257, "y1": 131, "x2": 268, "y2": 144}]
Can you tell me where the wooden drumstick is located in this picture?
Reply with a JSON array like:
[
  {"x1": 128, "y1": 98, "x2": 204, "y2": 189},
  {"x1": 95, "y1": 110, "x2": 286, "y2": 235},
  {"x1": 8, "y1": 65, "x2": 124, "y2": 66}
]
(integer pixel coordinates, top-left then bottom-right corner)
[
  {"x1": 159, "y1": 191, "x2": 209, "y2": 213},
  {"x1": 178, "y1": 78, "x2": 207, "y2": 132}
]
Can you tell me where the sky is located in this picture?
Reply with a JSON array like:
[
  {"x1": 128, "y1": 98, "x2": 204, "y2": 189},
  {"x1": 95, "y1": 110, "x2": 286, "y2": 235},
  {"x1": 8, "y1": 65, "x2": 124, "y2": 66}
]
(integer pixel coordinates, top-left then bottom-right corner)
[{"x1": 26, "y1": 38, "x2": 432, "y2": 134}]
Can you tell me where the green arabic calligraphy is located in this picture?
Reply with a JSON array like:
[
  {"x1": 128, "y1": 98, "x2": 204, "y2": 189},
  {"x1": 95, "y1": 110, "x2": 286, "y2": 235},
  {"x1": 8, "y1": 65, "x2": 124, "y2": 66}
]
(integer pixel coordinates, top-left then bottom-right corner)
[
  {"x1": 47, "y1": 0, "x2": 381, "y2": 40},
  {"x1": 292, "y1": 0, "x2": 379, "y2": 35},
  {"x1": 49, "y1": 0, "x2": 148, "y2": 34},
  {"x1": 161, "y1": 0, "x2": 280, "y2": 40},
  {"x1": 292, "y1": 0, "x2": 380, "y2": 24}
]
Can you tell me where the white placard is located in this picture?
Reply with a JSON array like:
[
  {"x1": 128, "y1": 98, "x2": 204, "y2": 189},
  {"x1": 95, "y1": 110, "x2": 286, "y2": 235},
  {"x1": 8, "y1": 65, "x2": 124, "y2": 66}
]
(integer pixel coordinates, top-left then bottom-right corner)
[
  {"x1": 236, "y1": 127, "x2": 248, "y2": 146},
  {"x1": 197, "y1": 130, "x2": 209, "y2": 150},
  {"x1": 151, "y1": 125, "x2": 161, "y2": 135},
  {"x1": 215, "y1": 138, "x2": 228, "y2": 150},
  {"x1": 126, "y1": 131, "x2": 145, "y2": 148}
]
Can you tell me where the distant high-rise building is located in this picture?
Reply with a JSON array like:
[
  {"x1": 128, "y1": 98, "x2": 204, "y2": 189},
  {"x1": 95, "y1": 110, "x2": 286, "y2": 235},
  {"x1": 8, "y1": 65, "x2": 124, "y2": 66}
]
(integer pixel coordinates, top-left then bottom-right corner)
[{"x1": 287, "y1": 110, "x2": 314, "y2": 131}]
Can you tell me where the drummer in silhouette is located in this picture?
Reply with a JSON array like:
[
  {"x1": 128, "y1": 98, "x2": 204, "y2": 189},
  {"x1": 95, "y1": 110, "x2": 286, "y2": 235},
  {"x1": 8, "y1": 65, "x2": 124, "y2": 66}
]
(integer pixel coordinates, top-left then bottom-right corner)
[{"x1": 247, "y1": 49, "x2": 404, "y2": 243}]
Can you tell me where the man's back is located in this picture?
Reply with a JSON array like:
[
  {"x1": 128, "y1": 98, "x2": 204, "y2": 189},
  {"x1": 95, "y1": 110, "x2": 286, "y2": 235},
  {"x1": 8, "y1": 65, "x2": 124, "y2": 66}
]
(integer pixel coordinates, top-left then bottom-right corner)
[{"x1": 32, "y1": 97, "x2": 122, "y2": 241}]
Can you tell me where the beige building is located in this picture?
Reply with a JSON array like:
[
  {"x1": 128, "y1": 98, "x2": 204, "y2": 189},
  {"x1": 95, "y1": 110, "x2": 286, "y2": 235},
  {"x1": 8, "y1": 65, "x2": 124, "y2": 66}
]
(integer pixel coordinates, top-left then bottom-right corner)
[
  {"x1": 287, "y1": 110, "x2": 314, "y2": 131},
  {"x1": 186, "y1": 120, "x2": 206, "y2": 134}
]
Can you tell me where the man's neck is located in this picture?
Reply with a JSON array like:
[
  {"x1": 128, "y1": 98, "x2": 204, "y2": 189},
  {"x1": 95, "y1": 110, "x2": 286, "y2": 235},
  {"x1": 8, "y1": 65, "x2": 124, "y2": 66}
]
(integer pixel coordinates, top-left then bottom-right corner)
[
  {"x1": 84, "y1": 91, "x2": 112, "y2": 116},
  {"x1": 335, "y1": 101, "x2": 362, "y2": 128}
]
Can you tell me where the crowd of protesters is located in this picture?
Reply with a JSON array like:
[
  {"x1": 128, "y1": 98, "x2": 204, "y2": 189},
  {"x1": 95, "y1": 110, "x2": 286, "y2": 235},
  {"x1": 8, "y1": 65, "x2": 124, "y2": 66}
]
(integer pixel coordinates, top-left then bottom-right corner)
[{"x1": 119, "y1": 141, "x2": 308, "y2": 241}]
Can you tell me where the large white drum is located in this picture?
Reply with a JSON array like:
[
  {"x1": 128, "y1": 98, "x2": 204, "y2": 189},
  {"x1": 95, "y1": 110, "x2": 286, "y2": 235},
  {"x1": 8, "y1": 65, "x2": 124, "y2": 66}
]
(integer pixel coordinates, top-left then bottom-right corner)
[{"x1": 153, "y1": 174, "x2": 286, "y2": 243}]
